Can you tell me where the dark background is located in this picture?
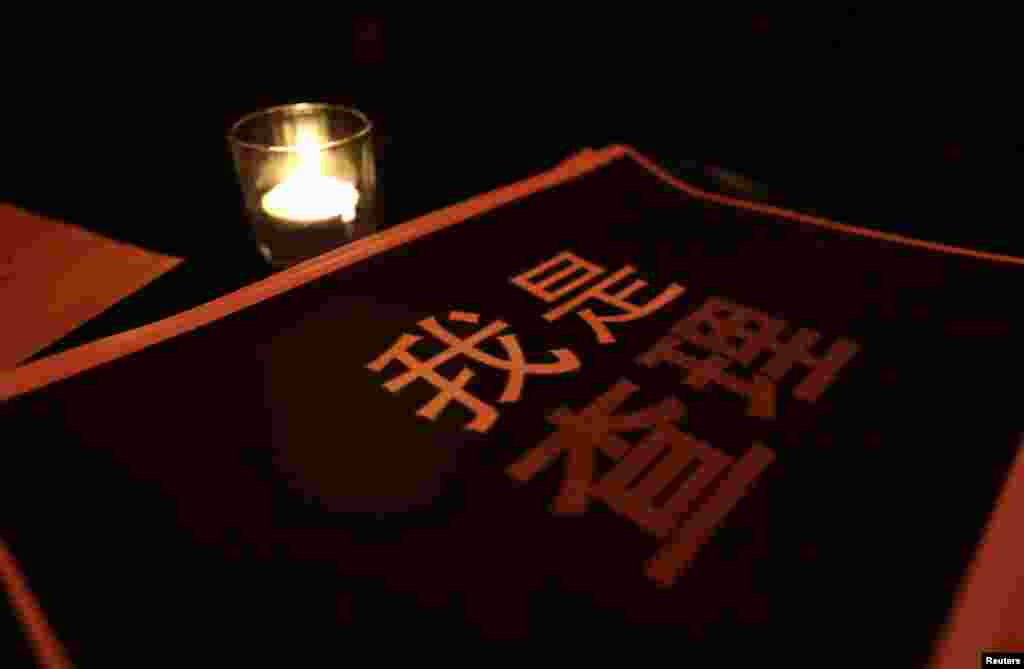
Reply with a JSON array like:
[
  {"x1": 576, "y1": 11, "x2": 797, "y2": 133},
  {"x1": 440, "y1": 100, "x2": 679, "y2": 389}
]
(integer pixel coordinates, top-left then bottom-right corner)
[{"x1": 5, "y1": 10, "x2": 1020, "y2": 356}]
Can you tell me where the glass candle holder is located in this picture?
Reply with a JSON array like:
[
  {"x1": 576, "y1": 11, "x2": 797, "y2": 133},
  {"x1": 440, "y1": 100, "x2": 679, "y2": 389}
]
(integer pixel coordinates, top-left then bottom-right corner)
[{"x1": 229, "y1": 103, "x2": 376, "y2": 267}]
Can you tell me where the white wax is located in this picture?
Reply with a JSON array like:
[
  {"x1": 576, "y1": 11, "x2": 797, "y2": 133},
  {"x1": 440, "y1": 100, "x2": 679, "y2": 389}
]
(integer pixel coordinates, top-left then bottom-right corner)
[{"x1": 261, "y1": 174, "x2": 359, "y2": 224}]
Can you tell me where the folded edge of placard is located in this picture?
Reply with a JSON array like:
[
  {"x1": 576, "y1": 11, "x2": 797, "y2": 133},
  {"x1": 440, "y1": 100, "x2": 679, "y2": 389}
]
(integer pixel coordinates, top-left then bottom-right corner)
[{"x1": 0, "y1": 204, "x2": 183, "y2": 369}]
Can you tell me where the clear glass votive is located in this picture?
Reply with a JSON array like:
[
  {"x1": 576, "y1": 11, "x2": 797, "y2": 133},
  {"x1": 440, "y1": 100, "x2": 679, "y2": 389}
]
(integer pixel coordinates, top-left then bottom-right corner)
[{"x1": 229, "y1": 103, "x2": 376, "y2": 267}]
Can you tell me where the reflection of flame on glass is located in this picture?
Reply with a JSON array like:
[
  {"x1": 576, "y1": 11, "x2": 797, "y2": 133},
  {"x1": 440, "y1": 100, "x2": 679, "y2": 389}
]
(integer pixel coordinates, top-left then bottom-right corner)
[
  {"x1": 261, "y1": 122, "x2": 360, "y2": 224},
  {"x1": 294, "y1": 123, "x2": 325, "y2": 177}
]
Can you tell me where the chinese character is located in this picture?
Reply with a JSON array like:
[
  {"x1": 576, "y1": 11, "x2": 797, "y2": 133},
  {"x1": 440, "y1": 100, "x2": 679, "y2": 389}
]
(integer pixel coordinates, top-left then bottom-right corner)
[
  {"x1": 638, "y1": 333, "x2": 777, "y2": 419},
  {"x1": 645, "y1": 441, "x2": 774, "y2": 588},
  {"x1": 506, "y1": 379, "x2": 684, "y2": 514},
  {"x1": 510, "y1": 250, "x2": 685, "y2": 344},
  {"x1": 367, "y1": 311, "x2": 581, "y2": 432},
  {"x1": 637, "y1": 297, "x2": 859, "y2": 416},
  {"x1": 507, "y1": 379, "x2": 774, "y2": 587}
]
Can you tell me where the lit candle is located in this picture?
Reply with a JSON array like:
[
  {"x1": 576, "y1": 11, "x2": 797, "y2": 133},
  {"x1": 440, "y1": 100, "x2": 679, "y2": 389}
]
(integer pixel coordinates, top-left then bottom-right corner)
[{"x1": 260, "y1": 125, "x2": 360, "y2": 224}]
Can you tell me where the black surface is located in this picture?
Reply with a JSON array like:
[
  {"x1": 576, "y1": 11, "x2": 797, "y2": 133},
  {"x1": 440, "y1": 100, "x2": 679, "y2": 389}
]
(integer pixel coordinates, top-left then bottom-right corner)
[
  {"x1": 9, "y1": 18, "x2": 1023, "y2": 262},
  {"x1": 5, "y1": 14, "x2": 1022, "y2": 667},
  {"x1": 3, "y1": 154, "x2": 1022, "y2": 666}
]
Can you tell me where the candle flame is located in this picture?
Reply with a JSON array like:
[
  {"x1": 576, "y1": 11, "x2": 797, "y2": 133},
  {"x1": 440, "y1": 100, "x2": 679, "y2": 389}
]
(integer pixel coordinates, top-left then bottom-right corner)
[
  {"x1": 294, "y1": 122, "x2": 326, "y2": 177},
  {"x1": 260, "y1": 120, "x2": 360, "y2": 224}
]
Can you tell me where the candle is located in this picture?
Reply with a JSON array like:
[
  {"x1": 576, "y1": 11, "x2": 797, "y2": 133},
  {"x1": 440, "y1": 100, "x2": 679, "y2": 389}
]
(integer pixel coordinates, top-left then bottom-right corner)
[
  {"x1": 260, "y1": 124, "x2": 360, "y2": 224},
  {"x1": 230, "y1": 103, "x2": 376, "y2": 267}
]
